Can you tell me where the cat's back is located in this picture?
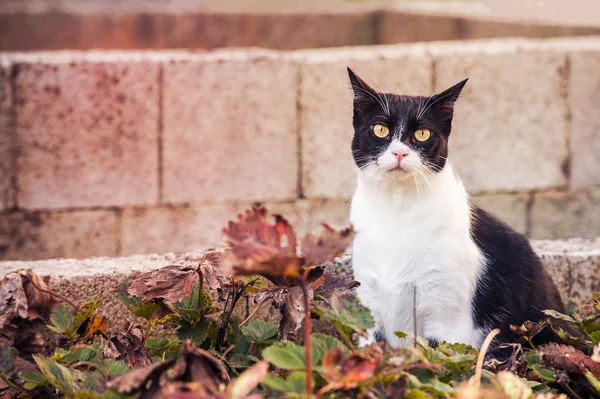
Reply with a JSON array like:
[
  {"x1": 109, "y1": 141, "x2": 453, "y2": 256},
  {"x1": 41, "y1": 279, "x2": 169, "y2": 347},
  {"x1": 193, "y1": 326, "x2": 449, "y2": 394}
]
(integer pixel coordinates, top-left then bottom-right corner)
[{"x1": 470, "y1": 206, "x2": 564, "y2": 342}]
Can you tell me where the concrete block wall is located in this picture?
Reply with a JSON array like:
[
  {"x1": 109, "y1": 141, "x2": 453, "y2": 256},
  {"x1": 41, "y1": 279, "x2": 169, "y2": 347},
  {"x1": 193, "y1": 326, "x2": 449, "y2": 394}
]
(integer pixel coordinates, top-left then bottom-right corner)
[
  {"x1": 1, "y1": 37, "x2": 600, "y2": 261},
  {"x1": 2, "y1": 6, "x2": 600, "y2": 52}
]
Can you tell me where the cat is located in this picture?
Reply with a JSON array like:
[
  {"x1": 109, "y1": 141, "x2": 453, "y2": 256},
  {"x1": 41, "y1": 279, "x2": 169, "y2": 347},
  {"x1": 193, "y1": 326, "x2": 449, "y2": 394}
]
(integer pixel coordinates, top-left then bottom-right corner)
[{"x1": 347, "y1": 67, "x2": 564, "y2": 349}]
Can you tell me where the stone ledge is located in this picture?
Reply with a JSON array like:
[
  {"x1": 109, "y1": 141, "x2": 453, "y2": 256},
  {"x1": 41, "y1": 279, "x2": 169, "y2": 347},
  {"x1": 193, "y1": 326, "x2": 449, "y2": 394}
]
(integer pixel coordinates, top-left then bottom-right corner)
[{"x1": 1, "y1": 238, "x2": 599, "y2": 331}]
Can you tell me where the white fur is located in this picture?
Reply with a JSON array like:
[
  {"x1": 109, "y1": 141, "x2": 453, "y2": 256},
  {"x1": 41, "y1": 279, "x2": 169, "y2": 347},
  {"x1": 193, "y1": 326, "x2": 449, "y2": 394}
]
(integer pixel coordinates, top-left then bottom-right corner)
[{"x1": 350, "y1": 140, "x2": 488, "y2": 348}]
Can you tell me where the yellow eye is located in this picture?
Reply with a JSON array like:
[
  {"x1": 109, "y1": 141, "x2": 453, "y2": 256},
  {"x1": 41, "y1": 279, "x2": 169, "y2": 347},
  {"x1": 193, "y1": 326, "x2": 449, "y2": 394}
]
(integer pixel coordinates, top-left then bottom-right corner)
[
  {"x1": 414, "y1": 128, "x2": 431, "y2": 142},
  {"x1": 373, "y1": 124, "x2": 389, "y2": 138}
]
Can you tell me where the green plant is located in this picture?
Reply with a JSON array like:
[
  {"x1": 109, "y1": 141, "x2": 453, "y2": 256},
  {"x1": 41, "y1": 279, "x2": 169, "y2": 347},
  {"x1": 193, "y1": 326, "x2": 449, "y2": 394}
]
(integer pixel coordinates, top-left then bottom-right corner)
[{"x1": 0, "y1": 205, "x2": 599, "y2": 398}]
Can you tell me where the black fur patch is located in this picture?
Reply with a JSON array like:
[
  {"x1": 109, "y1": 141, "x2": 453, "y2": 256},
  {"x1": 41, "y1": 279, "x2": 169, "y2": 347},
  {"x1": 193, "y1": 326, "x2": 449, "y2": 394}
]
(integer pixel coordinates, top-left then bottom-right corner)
[{"x1": 470, "y1": 206, "x2": 564, "y2": 344}]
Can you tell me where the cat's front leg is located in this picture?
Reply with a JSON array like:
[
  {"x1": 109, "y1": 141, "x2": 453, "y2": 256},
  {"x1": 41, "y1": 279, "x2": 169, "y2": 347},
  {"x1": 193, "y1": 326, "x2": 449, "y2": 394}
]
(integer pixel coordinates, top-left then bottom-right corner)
[{"x1": 424, "y1": 311, "x2": 481, "y2": 348}]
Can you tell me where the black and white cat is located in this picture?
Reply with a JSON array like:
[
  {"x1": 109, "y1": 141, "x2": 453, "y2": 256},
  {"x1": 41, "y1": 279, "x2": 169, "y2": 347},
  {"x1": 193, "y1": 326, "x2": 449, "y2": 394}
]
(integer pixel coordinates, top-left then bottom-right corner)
[{"x1": 347, "y1": 68, "x2": 564, "y2": 348}]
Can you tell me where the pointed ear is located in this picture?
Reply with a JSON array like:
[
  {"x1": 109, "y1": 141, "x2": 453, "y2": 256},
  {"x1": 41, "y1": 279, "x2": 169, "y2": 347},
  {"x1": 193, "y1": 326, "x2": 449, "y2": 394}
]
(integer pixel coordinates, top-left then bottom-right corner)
[
  {"x1": 429, "y1": 78, "x2": 468, "y2": 120},
  {"x1": 347, "y1": 67, "x2": 378, "y2": 110}
]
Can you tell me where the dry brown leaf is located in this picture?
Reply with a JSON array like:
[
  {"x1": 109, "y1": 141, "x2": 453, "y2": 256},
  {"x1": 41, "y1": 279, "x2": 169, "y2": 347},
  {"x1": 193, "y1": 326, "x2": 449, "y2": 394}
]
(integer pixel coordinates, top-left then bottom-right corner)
[
  {"x1": 175, "y1": 340, "x2": 230, "y2": 394},
  {"x1": 321, "y1": 344, "x2": 382, "y2": 393},
  {"x1": 221, "y1": 206, "x2": 303, "y2": 280},
  {"x1": 104, "y1": 323, "x2": 152, "y2": 370},
  {"x1": 20, "y1": 269, "x2": 55, "y2": 320},
  {"x1": 539, "y1": 342, "x2": 600, "y2": 378},
  {"x1": 308, "y1": 270, "x2": 360, "y2": 297},
  {"x1": 106, "y1": 359, "x2": 175, "y2": 394},
  {"x1": 0, "y1": 273, "x2": 28, "y2": 332},
  {"x1": 127, "y1": 265, "x2": 196, "y2": 304},
  {"x1": 301, "y1": 223, "x2": 354, "y2": 267},
  {"x1": 82, "y1": 314, "x2": 108, "y2": 339},
  {"x1": 278, "y1": 286, "x2": 310, "y2": 342}
]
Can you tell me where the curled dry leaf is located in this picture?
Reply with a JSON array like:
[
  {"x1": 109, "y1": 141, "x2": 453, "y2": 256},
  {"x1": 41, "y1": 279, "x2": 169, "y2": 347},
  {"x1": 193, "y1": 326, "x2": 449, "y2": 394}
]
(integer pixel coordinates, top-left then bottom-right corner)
[
  {"x1": 321, "y1": 344, "x2": 383, "y2": 392},
  {"x1": 127, "y1": 265, "x2": 196, "y2": 304},
  {"x1": 104, "y1": 323, "x2": 152, "y2": 370},
  {"x1": 539, "y1": 342, "x2": 600, "y2": 378},
  {"x1": 106, "y1": 358, "x2": 175, "y2": 394},
  {"x1": 177, "y1": 340, "x2": 230, "y2": 388},
  {"x1": 509, "y1": 321, "x2": 547, "y2": 339},
  {"x1": 221, "y1": 206, "x2": 303, "y2": 280},
  {"x1": 0, "y1": 273, "x2": 28, "y2": 332},
  {"x1": 278, "y1": 286, "x2": 310, "y2": 342},
  {"x1": 199, "y1": 250, "x2": 226, "y2": 291},
  {"x1": 226, "y1": 361, "x2": 269, "y2": 399},
  {"x1": 301, "y1": 223, "x2": 354, "y2": 267},
  {"x1": 308, "y1": 270, "x2": 360, "y2": 297}
]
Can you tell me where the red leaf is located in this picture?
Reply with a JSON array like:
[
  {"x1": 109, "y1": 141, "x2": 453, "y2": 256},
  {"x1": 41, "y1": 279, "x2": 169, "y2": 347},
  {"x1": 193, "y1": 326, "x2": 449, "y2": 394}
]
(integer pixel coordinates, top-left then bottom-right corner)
[
  {"x1": 321, "y1": 344, "x2": 382, "y2": 392},
  {"x1": 127, "y1": 265, "x2": 196, "y2": 303},
  {"x1": 301, "y1": 223, "x2": 354, "y2": 267},
  {"x1": 539, "y1": 342, "x2": 600, "y2": 378},
  {"x1": 222, "y1": 206, "x2": 303, "y2": 279}
]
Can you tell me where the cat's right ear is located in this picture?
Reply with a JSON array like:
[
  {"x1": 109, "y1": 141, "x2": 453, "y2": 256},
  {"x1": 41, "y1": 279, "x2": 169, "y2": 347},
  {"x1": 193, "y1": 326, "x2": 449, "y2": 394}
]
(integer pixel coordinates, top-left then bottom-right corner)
[{"x1": 347, "y1": 67, "x2": 378, "y2": 111}]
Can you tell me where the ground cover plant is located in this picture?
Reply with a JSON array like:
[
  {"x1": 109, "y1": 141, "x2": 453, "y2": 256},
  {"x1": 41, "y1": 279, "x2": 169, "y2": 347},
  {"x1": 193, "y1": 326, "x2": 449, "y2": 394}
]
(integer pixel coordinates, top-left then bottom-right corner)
[{"x1": 1, "y1": 206, "x2": 600, "y2": 398}]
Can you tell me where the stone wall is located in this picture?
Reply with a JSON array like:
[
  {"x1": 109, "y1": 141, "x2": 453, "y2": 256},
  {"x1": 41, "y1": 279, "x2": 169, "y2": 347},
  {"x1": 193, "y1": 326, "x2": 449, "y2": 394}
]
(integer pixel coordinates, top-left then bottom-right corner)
[
  {"x1": 1, "y1": 37, "x2": 600, "y2": 261},
  {"x1": 2, "y1": 6, "x2": 600, "y2": 51},
  {"x1": 0, "y1": 238, "x2": 598, "y2": 331}
]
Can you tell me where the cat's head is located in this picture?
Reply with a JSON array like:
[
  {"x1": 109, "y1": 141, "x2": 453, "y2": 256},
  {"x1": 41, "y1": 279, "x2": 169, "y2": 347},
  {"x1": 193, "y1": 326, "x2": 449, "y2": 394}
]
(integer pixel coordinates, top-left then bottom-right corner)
[{"x1": 348, "y1": 67, "x2": 467, "y2": 186}]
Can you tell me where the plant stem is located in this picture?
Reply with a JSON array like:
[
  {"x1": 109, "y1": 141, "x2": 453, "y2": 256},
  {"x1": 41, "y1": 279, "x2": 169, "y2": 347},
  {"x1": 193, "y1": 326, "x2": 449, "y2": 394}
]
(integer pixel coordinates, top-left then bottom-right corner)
[
  {"x1": 28, "y1": 277, "x2": 78, "y2": 308},
  {"x1": 300, "y1": 275, "x2": 313, "y2": 399},
  {"x1": 564, "y1": 382, "x2": 584, "y2": 399},
  {"x1": 216, "y1": 284, "x2": 245, "y2": 350},
  {"x1": 0, "y1": 374, "x2": 29, "y2": 397},
  {"x1": 239, "y1": 297, "x2": 269, "y2": 328}
]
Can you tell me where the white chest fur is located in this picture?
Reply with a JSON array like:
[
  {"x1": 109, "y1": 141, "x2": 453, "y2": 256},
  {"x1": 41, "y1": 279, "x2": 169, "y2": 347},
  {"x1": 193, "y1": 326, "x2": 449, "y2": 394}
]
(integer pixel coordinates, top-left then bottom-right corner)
[{"x1": 350, "y1": 164, "x2": 487, "y2": 348}]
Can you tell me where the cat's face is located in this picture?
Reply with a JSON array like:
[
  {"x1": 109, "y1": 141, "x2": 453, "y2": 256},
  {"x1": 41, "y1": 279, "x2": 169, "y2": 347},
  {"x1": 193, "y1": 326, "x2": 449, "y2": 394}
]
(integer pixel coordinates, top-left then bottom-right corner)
[{"x1": 348, "y1": 68, "x2": 467, "y2": 185}]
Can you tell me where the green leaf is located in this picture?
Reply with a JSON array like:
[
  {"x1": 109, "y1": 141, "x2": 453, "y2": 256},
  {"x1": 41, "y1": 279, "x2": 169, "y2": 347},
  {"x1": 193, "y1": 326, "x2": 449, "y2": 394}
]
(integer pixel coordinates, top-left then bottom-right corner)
[
  {"x1": 317, "y1": 293, "x2": 374, "y2": 334},
  {"x1": 549, "y1": 322, "x2": 587, "y2": 346},
  {"x1": 146, "y1": 336, "x2": 181, "y2": 360},
  {"x1": 242, "y1": 320, "x2": 278, "y2": 343},
  {"x1": 531, "y1": 364, "x2": 556, "y2": 383},
  {"x1": 48, "y1": 304, "x2": 75, "y2": 336},
  {"x1": 20, "y1": 372, "x2": 47, "y2": 390},
  {"x1": 495, "y1": 371, "x2": 533, "y2": 399},
  {"x1": 173, "y1": 284, "x2": 213, "y2": 324},
  {"x1": 542, "y1": 309, "x2": 576, "y2": 323},
  {"x1": 177, "y1": 317, "x2": 212, "y2": 347},
  {"x1": 129, "y1": 301, "x2": 160, "y2": 320},
  {"x1": 261, "y1": 371, "x2": 311, "y2": 394},
  {"x1": 590, "y1": 331, "x2": 600, "y2": 343},
  {"x1": 262, "y1": 342, "x2": 306, "y2": 370},
  {"x1": 33, "y1": 355, "x2": 79, "y2": 394},
  {"x1": 311, "y1": 333, "x2": 347, "y2": 366},
  {"x1": 104, "y1": 360, "x2": 131, "y2": 376},
  {"x1": 0, "y1": 346, "x2": 17, "y2": 377},
  {"x1": 229, "y1": 354, "x2": 260, "y2": 369},
  {"x1": 406, "y1": 370, "x2": 456, "y2": 398},
  {"x1": 524, "y1": 350, "x2": 541, "y2": 367},
  {"x1": 62, "y1": 346, "x2": 102, "y2": 366},
  {"x1": 72, "y1": 297, "x2": 102, "y2": 334}
]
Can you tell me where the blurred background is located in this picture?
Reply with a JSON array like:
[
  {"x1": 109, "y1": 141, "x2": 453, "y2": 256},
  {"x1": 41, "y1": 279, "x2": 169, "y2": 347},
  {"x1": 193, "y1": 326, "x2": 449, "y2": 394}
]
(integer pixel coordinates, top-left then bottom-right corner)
[{"x1": 1, "y1": 0, "x2": 599, "y2": 261}]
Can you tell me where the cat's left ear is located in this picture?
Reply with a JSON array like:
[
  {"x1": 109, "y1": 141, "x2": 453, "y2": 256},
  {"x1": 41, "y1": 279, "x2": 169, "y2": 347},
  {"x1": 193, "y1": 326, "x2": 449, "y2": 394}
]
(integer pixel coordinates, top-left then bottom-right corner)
[{"x1": 429, "y1": 78, "x2": 468, "y2": 131}]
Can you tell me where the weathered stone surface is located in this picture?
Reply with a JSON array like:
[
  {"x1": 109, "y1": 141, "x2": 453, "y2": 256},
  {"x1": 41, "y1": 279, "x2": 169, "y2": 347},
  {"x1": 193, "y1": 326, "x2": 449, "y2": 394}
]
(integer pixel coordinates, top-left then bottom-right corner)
[
  {"x1": 569, "y1": 51, "x2": 600, "y2": 187},
  {"x1": 165, "y1": 12, "x2": 376, "y2": 50},
  {"x1": 0, "y1": 62, "x2": 14, "y2": 210},
  {"x1": 434, "y1": 41, "x2": 569, "y2": 193},
  {"x1": 471, "y1": 192, "x2": 530, "y2": 235},
  {"x1": 15, "y1": 56, "x2": 160, "y2": 209},
  {"x1": 533, "y1": 238, "x2": 600, "y2": 305},
  {"x1": 1, "y1": 237, "x2": 597, "y2": 332},
  {"x1": 162, "y1": 52, "x2": 298, "y2": 203},
  {"x1": 297, "y1": 46, "x2": 432, "y2": 198},
  {"x1": 0, "y1": 209, "x2": 118, "y2": 261},
  {"x1": 530, "y1": 188, "x2": 600, "y2": 239},
  {"x1": 120, "y1": 201, "x2": 303, "y2": 256}
]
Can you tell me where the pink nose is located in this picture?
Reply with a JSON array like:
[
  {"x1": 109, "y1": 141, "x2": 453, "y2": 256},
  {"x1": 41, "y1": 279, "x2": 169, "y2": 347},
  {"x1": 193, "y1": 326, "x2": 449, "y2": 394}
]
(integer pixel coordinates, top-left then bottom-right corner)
[{"x1": 391, "y1": 149, "x2": 409, "y2": 162}]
